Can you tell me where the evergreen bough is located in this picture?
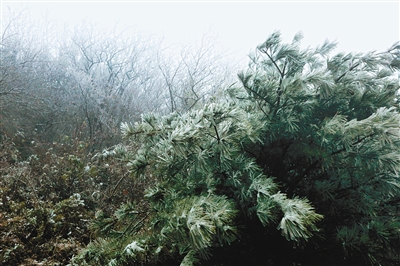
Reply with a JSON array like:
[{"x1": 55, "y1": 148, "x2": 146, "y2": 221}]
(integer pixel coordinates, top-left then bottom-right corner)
[{"x1": 73, "y1": 32, "x2": 400, "y2": 265}]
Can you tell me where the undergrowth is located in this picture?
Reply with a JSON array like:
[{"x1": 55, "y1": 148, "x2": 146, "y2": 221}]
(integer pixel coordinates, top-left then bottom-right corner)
[{"x1": 0, "y1": 134, "x2": 148, "y2": 265}]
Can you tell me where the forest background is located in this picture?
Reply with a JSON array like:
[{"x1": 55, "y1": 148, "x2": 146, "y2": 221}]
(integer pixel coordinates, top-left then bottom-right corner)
[{"x1": 1, "y1": 2, "x2": 400, "y2": 266}]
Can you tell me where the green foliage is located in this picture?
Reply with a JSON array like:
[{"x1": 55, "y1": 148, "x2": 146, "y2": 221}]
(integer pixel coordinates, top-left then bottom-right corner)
[
  {"x1": 74, "y1": 77, "x2": 322, "y2": 265},
  {"x1": 75, "y1": 32, "x2": 400, "y2": 266},
  {"x1": 234, "y1": 31, "x2": 400, "y2": 265}
]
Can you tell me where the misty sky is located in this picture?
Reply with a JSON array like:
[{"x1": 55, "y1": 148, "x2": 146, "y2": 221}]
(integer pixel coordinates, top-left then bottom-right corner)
[{"x1": 2, "y1": 1, "x2": 399, "y2": 66}]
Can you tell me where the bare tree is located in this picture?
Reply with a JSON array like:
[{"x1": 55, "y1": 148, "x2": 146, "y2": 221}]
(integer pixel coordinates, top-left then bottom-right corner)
[
  {"x1": 0, "y1": 8, "x2": 57, "y2": 142},
  {"x1": 1, "y1": 8, "x2": 239, "y2": 153},
  {"x1": 58, "y1": 22, "x2": 163, "y2": 148},
  {"x1": 157, "y1": 33, "x2": 238, "y2": 113}
]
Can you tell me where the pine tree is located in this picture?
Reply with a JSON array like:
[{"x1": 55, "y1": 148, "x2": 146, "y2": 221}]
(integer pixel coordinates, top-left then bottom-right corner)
[
  {"x1": 234, "y1": 31, "x2": 400, "y2": 265},
  {"x1": 72, "y1": 32, "x2": 400, "y2": 265}
]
